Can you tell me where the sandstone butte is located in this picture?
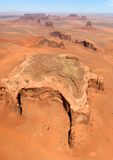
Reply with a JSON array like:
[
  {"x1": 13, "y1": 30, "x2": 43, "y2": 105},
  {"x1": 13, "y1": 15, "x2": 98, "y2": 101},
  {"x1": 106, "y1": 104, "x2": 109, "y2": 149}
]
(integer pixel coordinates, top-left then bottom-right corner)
[{"x1": 0, "y1": 54, "x2": 104, "y2": 147}]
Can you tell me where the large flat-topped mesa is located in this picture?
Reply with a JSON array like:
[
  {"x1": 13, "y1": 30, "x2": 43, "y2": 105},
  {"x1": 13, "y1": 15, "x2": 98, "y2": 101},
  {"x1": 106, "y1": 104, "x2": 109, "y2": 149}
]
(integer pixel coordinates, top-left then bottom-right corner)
[
  {"x1": 0, "y1": 54, "x2": 104, "y2": 146},
  {"x1": 0, "y1": 54, "x2": 103, "y2": 113}
]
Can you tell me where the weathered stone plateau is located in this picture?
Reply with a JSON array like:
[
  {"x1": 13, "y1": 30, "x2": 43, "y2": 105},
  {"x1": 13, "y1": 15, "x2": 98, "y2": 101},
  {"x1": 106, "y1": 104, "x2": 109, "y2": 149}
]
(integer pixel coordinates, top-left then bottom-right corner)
[{"x1": 0, "y1": 54, "x2": 104, "y2": 146}]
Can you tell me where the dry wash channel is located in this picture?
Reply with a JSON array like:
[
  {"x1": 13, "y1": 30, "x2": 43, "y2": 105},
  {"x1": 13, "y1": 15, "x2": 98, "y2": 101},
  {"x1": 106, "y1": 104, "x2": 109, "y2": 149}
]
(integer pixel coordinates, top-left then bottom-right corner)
[{"x1": 0, "y1": 54, "x2": 104, "y2": 147}]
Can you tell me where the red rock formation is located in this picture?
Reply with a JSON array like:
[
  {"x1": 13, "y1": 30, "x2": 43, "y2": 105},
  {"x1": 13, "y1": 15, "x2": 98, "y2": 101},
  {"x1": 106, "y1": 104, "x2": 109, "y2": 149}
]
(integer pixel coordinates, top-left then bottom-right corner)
[
  {"x1": 50, "y1": 31, "x2": 71, "y2": 41},
  {"x1": 74, "y1": 40, "x2": 97, "y2": 51},
  {"x1": 14, "y1": 13, "x2": 49, "y2": 24},
  {"x1": 86, "y1": 21, "x2": 92, "y2": 28},
  {"x1": 67, "y1": 14, "x2": 80, "y2": 20},
  {"x1": 0, "y1": 54, "x2": 103, "y2": 147},
  {"x1": 81, "y1": 16, "x2": 87, "y2": 20},
  {"x1": 45, "y1": 21, "x2": 54, "y2": 27},
  {"x1": 38, "y1": 38, "x2": 65, "y2": 48}
]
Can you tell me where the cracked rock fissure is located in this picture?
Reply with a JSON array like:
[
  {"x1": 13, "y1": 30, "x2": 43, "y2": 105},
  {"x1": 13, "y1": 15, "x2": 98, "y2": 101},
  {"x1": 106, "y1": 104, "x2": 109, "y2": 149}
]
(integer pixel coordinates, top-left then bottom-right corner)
[
  {"x1": 16, "y1": 87, "x2": 75, "y2": 147},
  {"x1": 60, "y1": 94, "x2": 75, "y2": 147},
  {"x1": 17, "y1": 92, "x2": 22, "y2": 115}
]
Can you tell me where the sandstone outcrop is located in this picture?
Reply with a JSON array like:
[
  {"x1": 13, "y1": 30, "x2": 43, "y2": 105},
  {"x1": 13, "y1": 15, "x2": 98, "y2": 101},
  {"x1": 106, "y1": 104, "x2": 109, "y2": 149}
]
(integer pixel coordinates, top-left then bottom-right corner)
[
  {"x1": 50, "y1": 31, "x2": 71, "y2": 41},
  {"x1": 38, "y1": 38, "x2": 65, "y2": 48},
  {"x1": 84, "y1": 20, "x2": 96, "y2": 30},
  {"x1": 81, "y1": 16, "x2": 87, "y2": 20},
  {"x1": 67, "y1": 14, "x2": 87, "y2": 21},
  {"x1": 0, "y1": 54, "x2": 103, "y2": 147},
  {"x1": 45, "y1": 21, "x2": 54, "y2": 27},
  {"x1": 67, "y1": 14, "x2": 80, "y2": 20},
  {"x1": 14, "y1": 14, "x2": 49, "y2": 24},
  {"x1": 74, "y1": 40, "x2": 97, "y2": 51},
  {"x1": 86, "y1": 21, "x2": 92, "y2": 27}
]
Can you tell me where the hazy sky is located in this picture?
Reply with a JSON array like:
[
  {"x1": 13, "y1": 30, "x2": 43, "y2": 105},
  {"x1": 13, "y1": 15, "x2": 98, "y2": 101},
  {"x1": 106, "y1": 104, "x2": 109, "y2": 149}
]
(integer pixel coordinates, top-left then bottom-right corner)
[{"x1": 0, "y1": 0, "x2": 113, "y2": 13}]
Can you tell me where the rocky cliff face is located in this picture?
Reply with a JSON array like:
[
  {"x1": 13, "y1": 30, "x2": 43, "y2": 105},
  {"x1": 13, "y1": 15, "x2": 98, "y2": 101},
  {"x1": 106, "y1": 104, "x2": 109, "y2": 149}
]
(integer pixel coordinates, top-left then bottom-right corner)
[{"x1": 0, "y1": 54, "x2": 104, "y2": 147}]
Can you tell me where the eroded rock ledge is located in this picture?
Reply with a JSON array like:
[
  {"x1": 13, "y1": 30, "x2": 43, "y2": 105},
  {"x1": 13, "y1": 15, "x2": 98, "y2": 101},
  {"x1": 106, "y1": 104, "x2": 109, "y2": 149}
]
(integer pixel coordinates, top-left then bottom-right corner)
[{"x1": 0, "y1": 54, "x2": 104, "y2": 147}]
